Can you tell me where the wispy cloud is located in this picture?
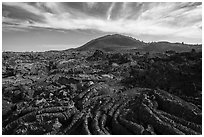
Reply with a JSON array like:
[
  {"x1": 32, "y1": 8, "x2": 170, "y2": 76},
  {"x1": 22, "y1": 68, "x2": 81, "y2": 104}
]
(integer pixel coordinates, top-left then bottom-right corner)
[
  {"x1": 106, "y1": 2, "x2": 115, "y2": 20},
  {"x1": 2, "y1": 2, "x2": 202, "y2": 43}
]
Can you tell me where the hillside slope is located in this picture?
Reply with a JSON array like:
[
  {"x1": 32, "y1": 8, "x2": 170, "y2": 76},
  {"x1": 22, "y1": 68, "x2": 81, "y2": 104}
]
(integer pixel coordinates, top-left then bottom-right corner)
[
  {"x1": 76, "y1": 34, "x2": 201, "y2": 53},
  {"x1": 76, "y1": 34, "x2": 146, "y2": 51}
]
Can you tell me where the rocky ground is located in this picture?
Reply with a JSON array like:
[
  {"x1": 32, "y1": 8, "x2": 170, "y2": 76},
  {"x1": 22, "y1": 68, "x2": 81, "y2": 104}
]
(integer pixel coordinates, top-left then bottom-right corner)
[{"x1": 2, "y1": 49, "x2": 202, "y2": 135}]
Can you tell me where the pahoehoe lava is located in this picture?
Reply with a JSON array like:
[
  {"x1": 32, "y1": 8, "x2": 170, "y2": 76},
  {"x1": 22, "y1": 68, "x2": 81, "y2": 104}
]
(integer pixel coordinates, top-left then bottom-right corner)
[
  {"x1": 2, "y1": 83, "x2": 202, "y2": 135},
  {"x1": 2, "y1": 34, "x2": 202, "y2": 135}
]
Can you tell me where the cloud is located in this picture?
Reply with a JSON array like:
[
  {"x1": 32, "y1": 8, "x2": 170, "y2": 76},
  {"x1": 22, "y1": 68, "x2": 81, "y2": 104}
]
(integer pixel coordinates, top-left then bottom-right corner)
[
  {"x1": 3, "y1": 2, "x2": 42, "y2": 15},
  {"x1": 106, "y1": 2, "x2": 115, "y2": 20},
  {"x1": 2, "y1": 2, "x2": 202, "y2": 43}
]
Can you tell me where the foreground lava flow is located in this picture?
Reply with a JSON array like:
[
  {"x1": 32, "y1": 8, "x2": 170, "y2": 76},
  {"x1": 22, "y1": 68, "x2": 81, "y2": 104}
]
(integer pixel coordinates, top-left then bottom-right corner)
[
  {"x1": 3, "y1": 83, "x2": 202, "y2": 135},
  {"x1": 2, "y1": 50, "x2": 202, "y2": 135}
]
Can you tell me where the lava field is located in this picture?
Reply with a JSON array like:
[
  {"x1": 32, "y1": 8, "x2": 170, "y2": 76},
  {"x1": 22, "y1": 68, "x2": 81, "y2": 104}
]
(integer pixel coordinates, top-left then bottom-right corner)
[{"x1": 2, "y1": 49, "x2": 202, "y2": 135}]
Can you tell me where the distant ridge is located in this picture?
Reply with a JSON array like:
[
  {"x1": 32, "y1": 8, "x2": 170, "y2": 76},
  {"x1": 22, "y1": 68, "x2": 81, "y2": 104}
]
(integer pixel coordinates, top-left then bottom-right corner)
[{"x1": 76, "y1": 34, "x2": 202, "y2": 52}]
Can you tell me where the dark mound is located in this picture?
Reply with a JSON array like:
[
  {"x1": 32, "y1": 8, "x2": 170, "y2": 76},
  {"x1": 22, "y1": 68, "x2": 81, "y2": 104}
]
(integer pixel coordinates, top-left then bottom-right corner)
[
  {"x1": 76, "y1": 34, "x2": 146, "y2": 52},
  {"x1": 76, "y1": 34, "x2": 201, "y2": 53}
]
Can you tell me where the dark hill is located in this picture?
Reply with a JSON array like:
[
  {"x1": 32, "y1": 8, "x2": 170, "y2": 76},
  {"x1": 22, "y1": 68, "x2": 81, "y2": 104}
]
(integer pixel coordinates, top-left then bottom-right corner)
[
  {"x1": 76, "y1": 34, "x2": 202, "y2": 53},
  {"x1": 76, "y1": 34, "x2": 146, "y2": 51}
]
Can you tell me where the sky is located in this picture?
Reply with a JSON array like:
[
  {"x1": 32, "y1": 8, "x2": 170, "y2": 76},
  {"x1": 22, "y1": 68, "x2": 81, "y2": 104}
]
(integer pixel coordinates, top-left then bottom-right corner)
[{"x1": 2, "y1": 2, "x2": 202, "y2": 51}]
